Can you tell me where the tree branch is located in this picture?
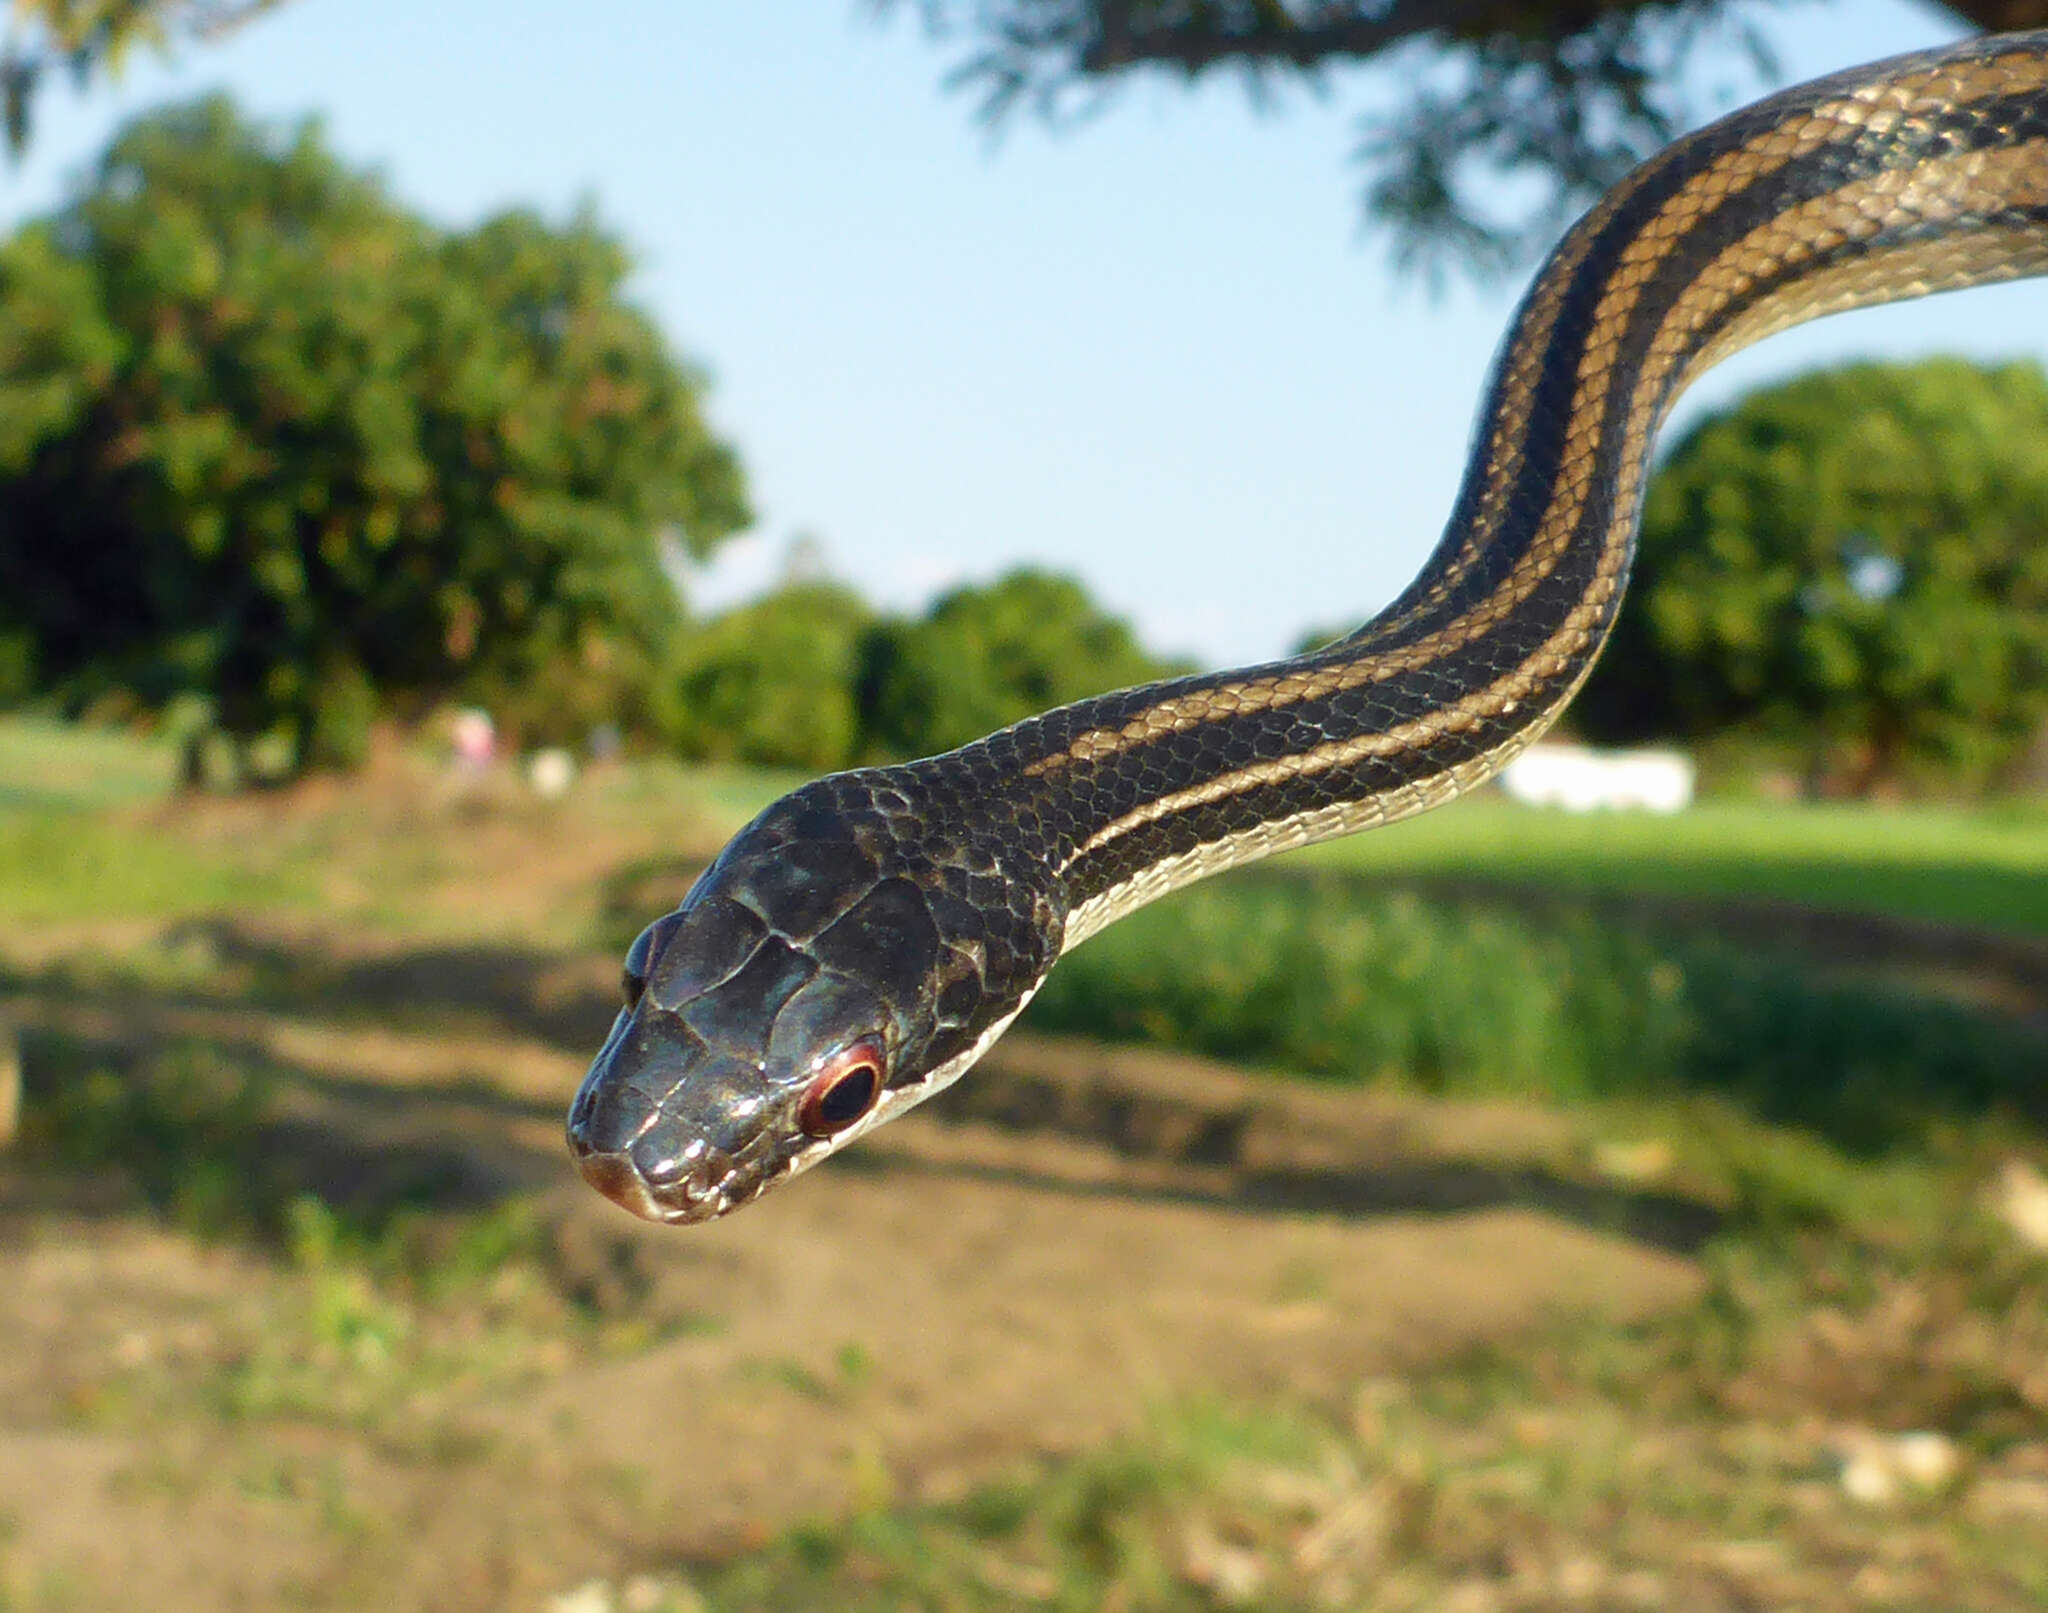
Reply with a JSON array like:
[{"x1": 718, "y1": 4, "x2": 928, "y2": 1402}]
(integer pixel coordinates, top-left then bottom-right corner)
[
  {"x1": 882, "y1": 0, "x2": 2048, "y2": 283},
  {"x1": 1081, "y1": 1, "x2": 1505, "y2": 74},
  {"x1": 1943, "y1": 1, "x2": 2048, "y2": 27},
  {"x1": 0, "y1": 1, "x2": 285, "y2": 155},
  {"x1": 1062, "y1": 0, "x2": 2048, "y2": 78}
]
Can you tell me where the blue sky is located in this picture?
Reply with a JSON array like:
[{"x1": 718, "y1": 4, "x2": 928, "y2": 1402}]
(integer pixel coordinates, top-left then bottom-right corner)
[{"x1": 3, "y1": 0, "x2": 2042, "y2": 666}]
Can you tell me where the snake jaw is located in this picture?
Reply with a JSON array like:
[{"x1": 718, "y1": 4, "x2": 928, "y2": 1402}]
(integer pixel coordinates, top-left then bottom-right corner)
[
  {"x1": 569, "y1": 1130, "x2": 764, "y2": 1225},
  {"x1": 569, "y1": 1142, "x2": 687, "y2": 1224}
]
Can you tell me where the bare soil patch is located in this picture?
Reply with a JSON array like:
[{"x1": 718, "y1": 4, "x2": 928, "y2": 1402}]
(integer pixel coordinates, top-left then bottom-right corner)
[{"x1": 0, "y1": 936, "x2": 1704, "y2": 1611}]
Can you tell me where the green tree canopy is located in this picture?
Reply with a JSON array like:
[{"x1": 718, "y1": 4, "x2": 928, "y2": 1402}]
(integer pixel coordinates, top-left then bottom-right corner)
[
  {"x1": 859, "y1": 567, "x2": 1191, "y2": 758},
  {"x1": 659, "y1": 581, "x2": 879, "y2": 772},
  {"x1": 0, "y1": 95, "x2": 747, "y2": 774},
  {"x1": 655, "y1": 566, "x2": 1188, "y2": 768},
  {"x1": 1574, "y1": 358, "x2": 2048, "y2": 795}
]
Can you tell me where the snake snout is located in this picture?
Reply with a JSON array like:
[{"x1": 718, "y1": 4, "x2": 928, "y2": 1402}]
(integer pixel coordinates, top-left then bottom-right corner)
[
  {"x1": 563, "y1": 1083, "x2": 666, "y2": 1223},
  {"x1": 568, "y1": 1131, "x2": 740, "y2": 1225},
  {"x1": 567, "y1": 1141, "x2": 662, "y2": 1222},
  {"x1": 566, "y1": 1089, "x2": 745, "y2": 1224},
  {"x1": 567, "y1": 1013, "x2": 785, "y2": 1225}
]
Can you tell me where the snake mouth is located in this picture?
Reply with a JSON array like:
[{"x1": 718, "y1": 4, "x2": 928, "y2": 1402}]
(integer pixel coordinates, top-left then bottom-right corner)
[{"x1": 568, "y1": 1133, "x2": 762, "y2": 1225}]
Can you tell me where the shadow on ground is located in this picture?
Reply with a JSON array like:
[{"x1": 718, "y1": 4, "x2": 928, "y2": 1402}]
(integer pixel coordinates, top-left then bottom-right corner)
[{"x1": 5, "y1": 911, "x2": 1725, "y2": 1259}]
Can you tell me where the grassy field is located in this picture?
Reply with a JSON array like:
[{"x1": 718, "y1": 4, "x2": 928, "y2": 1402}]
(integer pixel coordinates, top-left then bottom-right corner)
[
  {"x1": 0, "y1": 726, "x2": 766, "y2": 935},
  {"x1": 3, "y1": 714, "x2": 2047, "y2": 1611},
  {"x1": 610, "y1": 751, "x2": 2048, "y2": 937},
  {"x1": 0, "y1": 715, "x2": 187, "y2": 810},
  {"x1": 3, "y1": 716, "x2": 2044, "y2": 936},
  {"x1": 1304, "y1": 793, "x2": 2048, "y2": 937}
]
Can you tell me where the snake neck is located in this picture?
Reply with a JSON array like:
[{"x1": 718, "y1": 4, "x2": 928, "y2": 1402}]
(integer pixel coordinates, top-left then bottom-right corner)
[{"x1": 908, "y1": 30, "x2": 2048, "y2": 952}]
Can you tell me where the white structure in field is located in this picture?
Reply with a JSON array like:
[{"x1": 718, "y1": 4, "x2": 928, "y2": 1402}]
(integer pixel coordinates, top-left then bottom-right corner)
[{"x1": 1499, "y1": 743, "x2": 1695, "y2": 813}]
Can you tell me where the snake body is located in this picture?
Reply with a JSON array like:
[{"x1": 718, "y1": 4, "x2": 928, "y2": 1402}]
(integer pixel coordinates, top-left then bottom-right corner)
[{"x1": 570, "y1": 32, "x2": 2048, "y2": 1224}]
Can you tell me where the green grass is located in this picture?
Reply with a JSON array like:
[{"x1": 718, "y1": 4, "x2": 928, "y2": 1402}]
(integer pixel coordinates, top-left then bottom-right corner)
[
  {"x1": 0, "y1": 810, "x2": 327, "y2": 925},
  {"x1": 15, "y1": 1026, "x2": 666, "y2": 1443},
  {"x1": 648, "y1": 753, "x2": 2048, "y2": 936},
  {"x1": 0, "y1": 717, "x2": 804, "y2": 931},
  {"x1": 32, "y1": 1009, "x2": 2048, "y2": 1612},
  {"x1": 0, "y1": 713, "x2": 180, "y2": 810},
  {"x1": 591, "y1": 1099, "x2": 2048, "y2": 1613},
  {"x1": 6, "y1": 714, "x2": 2040, "y2": 1157},
  {"x1": 0, "y1": 715, "x2": 317, "y2": 926},
  {"x1": 650, "y1": 750, "x2": 2048, "y2": 937},
  {"x1": 9, "y1": 715, "x2": 2048, "y2": 1611},
  {"x1": 590, "y1": 736, "x2": 2048, "y2": 937},
  {"x1": 591, "y1": 754, "x2": 805, "y2": 826},
  {"x1": 676, "y1": 1393, "x2": 2048, "y2": 1611},
  {"x1": 4, "y1": 714, "x2": 2045, "y2": 935},
  {"x1": 1306, "y1": 794, "x2": 2048, "y2": 935}
]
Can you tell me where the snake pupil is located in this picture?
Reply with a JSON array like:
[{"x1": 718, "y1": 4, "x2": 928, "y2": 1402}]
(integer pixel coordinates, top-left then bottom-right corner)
[
  {"x1": 821, "y1": 1068, "x2": 876, "y2": 1124},
  {"x1": 799, "y1": 1047, "x2": 884, "y2": 1138}
]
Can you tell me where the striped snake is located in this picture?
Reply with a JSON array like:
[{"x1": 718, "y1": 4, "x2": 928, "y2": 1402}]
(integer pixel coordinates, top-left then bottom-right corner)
[{"x1": 570, "y1": 31, "x2": 2048, "y2": 1224}]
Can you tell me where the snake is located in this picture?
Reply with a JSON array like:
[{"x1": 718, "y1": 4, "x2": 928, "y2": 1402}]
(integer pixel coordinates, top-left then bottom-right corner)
[{"x1": 569, "y1": 31, "x2": 2048, "y2": 1224}]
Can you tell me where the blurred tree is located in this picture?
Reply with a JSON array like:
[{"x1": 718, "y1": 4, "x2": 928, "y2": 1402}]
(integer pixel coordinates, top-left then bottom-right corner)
[
  {"x1": 1574, "y1": 358, "x2": 2048, "y2": 795},
  {"x1": 1290, "y1": 623, "x2": 1349, "y2": 655},
  {"x1": 0, "y1": 96, "x2": 747, "y2": 776},
  {"x1": 858, "y1": 567, "x2": 1191, "y2": 757},
  {"x1": 882, "y1": 1, "x2": 2047, "y2": 282},
  {"x1": 659, "y1": 581, "x2": 877, "y2": 771},
  {"x1": 1, "y1": 1, "x2": 283, "y2": 153}
]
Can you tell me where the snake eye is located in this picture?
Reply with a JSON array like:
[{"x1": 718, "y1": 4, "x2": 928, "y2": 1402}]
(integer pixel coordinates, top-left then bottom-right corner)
[
  {"x1": 798, "y1": 1040, "x2": 886, "y2": 1139},
  {"x1": 620, "y1": 912, "x2": 682, "y2": 1012}
]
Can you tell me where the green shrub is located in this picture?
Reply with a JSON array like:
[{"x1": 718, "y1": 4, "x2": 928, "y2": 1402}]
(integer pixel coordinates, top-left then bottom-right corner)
[
  {"x1": 1029, "y1": 874, "x2": 2041, "y2": 1151},
  {"x1": 23, "y1": 1036, "x2": 275, "y2": 1238},
  {"x1": 858, "y1": 569, "x2": 1190, "y2": 758}
]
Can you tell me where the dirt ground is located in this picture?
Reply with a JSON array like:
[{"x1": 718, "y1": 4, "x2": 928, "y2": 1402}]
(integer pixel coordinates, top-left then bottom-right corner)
[
  {"x1": 0, "y1": 908, "x2": 1713, "y2": 1612},
  {"x1": 13, "y1": 764, "x2": 2034, "y2": 1612}
]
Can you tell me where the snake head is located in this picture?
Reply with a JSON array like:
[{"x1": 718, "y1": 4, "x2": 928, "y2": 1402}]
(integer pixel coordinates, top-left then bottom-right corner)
[{"x1": 568, "y1": 771, "x2": 1059, "y2": 1223}]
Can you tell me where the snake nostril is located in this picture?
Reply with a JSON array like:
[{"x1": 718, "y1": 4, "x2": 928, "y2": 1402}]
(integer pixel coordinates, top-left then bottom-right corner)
[
  {"x1": 570, "y1": 1066, "x2": 657, "y2": 1155},
  {"x1": 566, "y1": 1082, "x2": 598, "y2": 1140}
]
